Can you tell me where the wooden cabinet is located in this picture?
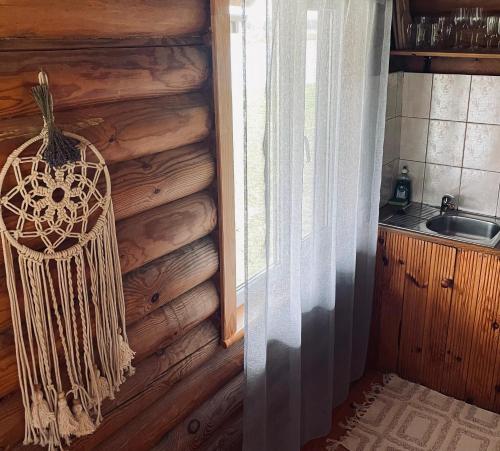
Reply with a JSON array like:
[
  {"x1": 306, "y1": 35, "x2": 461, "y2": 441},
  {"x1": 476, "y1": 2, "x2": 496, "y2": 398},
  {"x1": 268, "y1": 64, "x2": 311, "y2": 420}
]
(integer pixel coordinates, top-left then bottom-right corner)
[{"x1": 372, "y1": 228, "x2": 500, "y2": 412}]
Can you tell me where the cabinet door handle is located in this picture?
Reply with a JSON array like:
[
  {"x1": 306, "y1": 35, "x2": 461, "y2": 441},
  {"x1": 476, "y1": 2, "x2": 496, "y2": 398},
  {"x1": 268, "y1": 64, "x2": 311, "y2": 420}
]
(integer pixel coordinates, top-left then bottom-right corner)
[
  {"x1": 406, "y1": 272, "x2": 428, "y2": 288},
  {"x1": 441, "y1": 278, "x2": 454, "y2": 289}
]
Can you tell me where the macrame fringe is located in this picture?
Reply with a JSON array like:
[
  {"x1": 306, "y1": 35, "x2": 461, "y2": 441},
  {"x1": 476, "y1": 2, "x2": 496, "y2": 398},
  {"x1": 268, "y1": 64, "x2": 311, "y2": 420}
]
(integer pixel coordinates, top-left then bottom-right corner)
[
  {"x1": 2, "y1": 203, "x2": 133, "y2": 449},
  {"x1": 325, "y1": 374, "x2": 395, "y2": 451}
]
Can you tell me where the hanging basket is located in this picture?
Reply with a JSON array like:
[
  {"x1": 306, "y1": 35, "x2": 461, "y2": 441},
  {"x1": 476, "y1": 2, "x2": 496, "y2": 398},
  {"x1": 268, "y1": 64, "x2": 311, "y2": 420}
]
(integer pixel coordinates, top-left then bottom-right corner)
[{"x1": 0, "y1": 72, "x2": 134, "y2": 449}]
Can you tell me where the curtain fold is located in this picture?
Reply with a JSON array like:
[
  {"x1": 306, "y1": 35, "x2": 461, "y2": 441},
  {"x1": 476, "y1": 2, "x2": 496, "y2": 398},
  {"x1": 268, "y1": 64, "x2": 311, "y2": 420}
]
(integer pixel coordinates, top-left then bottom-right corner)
[{"x1": 240, "y1": 1, "x2": 392, "y2": 449}]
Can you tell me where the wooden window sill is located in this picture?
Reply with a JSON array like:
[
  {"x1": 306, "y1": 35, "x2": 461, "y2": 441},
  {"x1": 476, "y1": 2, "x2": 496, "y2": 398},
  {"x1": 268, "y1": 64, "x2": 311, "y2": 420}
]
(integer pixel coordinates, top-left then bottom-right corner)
[{"x1": 222, "y1": 304, "x2": 244, "y2": 348}]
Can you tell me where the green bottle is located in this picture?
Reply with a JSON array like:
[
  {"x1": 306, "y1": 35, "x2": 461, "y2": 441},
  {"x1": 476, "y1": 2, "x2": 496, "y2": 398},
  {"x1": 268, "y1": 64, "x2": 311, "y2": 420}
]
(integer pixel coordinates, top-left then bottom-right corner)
[{"x1": 389, "y1": 166, "x2": 411, "y2": 207}]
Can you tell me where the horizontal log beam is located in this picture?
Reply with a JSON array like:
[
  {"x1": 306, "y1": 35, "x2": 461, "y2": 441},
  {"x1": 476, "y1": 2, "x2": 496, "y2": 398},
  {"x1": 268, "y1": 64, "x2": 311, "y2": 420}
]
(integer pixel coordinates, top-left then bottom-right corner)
[
  {"x1": 152, "y1": 373, "x2": 244, "y2": 450},
  {"x1": 111, "y1": 142, "x2": 215, "y2": 221},
  {"x1": 0, "y1": 0, "x2": 208, "y2": 41},
  {"x1": 0, "y1": 36, "x2": 206, "y2": 52},
  {"x1": 0, "y1": 307, "x2": 220, "y2": 448},
  {"x1": 128, "y1": 281, "x2": 220, "y2": 362},
  {"x1": 94, "y1": 341, "x2": 244, "y2": 450},
  {"x1": 124, "y1": 237, "x2": 218, "y2": 326},
  {"x1": 0, "y1": 93, "x2": 211, "y2": 164},
  {"x1": 202, "y1": 410, "x2": 243, "y2": 451},
  {"x1": 0, "y1": 46, "x2": 209, "y2": 119},
  {"x1": 117, "y1": 191, "x2": 217, "y2": 275},
  {"x1": 73, "y1": 328, "x2": 225, "y2": 450}
]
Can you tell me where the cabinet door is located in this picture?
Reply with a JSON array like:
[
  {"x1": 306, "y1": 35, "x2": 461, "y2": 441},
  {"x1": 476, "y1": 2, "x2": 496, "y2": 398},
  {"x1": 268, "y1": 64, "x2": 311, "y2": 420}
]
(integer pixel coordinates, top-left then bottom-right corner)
[
  {"x1": 458, "y1": 253, "x2": 500, "y2": 411},
  {"x1": 372, "y1": 229, "x2": 408, "y2": 372},
  {"x1": 441, "y1": 250, "x2": 485, "y2": 401},
  {"x1": 398, "y1": 238, "x2": 456, "y2": 387}
]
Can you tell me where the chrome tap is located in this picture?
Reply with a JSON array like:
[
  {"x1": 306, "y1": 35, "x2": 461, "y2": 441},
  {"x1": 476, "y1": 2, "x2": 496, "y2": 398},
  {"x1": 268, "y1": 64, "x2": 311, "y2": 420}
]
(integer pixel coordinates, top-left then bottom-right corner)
[{"x1": 440, "y1": 194, "x2": 457, "y2": 214}]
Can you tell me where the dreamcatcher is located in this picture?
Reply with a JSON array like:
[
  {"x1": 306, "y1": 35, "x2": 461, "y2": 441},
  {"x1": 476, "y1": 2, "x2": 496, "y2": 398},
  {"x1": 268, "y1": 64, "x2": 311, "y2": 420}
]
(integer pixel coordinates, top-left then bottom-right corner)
[{"x1": 0, "y1": 72, "x2": 135, "y2": 449}]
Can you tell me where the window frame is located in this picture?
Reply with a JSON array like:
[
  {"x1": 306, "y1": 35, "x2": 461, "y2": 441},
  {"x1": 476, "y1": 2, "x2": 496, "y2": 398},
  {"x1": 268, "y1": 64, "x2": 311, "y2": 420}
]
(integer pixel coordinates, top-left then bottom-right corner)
[{"x1": 211, "y1": 0, "x2": 243, "y2": 347}]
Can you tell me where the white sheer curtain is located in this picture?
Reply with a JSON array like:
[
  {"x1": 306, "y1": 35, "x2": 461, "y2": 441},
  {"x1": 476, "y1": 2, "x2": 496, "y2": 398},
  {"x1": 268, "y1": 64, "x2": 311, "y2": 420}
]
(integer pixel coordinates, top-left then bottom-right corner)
[{"x1": 239, "y1": 0, "x2": 392, "y2": 449}]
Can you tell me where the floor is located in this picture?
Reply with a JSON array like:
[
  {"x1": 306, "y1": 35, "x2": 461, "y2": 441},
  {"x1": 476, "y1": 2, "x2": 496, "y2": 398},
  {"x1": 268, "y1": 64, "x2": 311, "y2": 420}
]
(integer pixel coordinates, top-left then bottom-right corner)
[{"x1": 301, "y1": 371, "x2": 383, "y2": 451}]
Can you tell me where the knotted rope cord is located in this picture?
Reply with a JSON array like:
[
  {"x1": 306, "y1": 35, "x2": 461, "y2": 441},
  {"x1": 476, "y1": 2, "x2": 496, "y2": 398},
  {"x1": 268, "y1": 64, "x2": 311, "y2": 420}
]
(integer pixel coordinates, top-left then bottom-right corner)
[{"x1": 0, "y1": 72, "x2": 134, "y2": 449}]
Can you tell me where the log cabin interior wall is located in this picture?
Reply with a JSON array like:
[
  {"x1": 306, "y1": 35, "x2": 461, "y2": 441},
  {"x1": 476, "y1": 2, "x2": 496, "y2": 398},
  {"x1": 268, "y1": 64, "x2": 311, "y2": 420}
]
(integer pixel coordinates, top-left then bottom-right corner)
[{"x1": 0, "y1": 1, "x2": 243, "y2": 449}]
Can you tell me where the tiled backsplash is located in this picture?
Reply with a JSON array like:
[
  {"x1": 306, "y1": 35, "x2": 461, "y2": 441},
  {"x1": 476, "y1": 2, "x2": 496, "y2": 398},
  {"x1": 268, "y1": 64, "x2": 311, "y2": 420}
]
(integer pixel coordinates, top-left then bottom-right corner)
[{"x1": 381, "y1": 72, "x2": 500, "y2": 218}]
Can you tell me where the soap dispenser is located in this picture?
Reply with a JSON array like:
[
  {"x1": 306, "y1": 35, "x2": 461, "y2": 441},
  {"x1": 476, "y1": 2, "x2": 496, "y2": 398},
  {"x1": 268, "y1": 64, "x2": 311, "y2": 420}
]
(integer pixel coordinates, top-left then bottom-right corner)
[{"x1": 389, "y1": 166, "x2": 411, "y2": 207}]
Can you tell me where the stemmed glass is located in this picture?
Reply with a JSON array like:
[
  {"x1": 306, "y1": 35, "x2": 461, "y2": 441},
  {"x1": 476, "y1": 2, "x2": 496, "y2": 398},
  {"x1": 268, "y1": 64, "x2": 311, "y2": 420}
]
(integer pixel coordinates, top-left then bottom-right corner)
[
  {"x1": 470, "y1": 7, "x2": 486, "y2": 49},
  {"x1": 485, "y1": 16, "x2": 499, "y2": 49},
  {"x1": 452, "y1": 8, "x2": 469, "y2": 49}
]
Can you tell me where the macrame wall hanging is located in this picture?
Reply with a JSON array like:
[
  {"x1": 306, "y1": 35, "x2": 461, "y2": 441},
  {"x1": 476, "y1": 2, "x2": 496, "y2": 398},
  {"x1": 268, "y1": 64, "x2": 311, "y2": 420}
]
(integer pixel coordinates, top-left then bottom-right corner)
[{"x1": 0, "y1": 71, "x2": 135, "y2": 449}]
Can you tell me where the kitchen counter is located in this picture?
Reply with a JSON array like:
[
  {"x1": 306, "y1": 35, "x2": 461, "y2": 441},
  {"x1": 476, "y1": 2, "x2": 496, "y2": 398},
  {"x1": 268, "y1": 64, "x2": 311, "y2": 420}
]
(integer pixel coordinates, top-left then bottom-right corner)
[{"x1": 379, "y1": 203, "x2": 500, "y2": 256}]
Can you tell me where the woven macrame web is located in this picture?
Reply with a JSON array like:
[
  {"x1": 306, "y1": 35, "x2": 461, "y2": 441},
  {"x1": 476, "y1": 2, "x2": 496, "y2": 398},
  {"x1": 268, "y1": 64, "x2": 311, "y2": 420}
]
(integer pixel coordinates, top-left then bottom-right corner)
[
  {"x1": 1, "y1": 136, "x2": 107, "y2": 255},
  {"x1": 0, "y1": 80, "x2": 134, "y2": 450}
]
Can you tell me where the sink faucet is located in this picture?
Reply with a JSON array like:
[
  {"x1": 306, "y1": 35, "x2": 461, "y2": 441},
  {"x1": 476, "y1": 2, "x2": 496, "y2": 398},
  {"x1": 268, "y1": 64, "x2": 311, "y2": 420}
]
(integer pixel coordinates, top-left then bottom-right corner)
[{"x1": 440, "y1": 194, "x2": 457, "y2": 214}]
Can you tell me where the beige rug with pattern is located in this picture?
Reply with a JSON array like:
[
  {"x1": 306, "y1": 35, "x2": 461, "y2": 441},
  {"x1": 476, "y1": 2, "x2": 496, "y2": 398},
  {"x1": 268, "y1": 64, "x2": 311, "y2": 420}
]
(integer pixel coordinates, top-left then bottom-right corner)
[{"x1": 328, "y1": 374, "x2": 500, "y2": 451}]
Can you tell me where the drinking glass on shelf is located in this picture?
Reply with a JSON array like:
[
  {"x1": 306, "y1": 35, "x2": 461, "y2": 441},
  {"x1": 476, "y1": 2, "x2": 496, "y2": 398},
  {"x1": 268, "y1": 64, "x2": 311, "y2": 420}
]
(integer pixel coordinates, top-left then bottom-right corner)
[
  {"x1": 405, "y1": 23, "x2": 416, "y2": 49},
  {"x1": 452, "y1": 8, "x2": 469, "y2": 49},
  {"x1": 470, "y1": 7, "x2": 486, "y2": 49},
  {"x1": 486, "y1": 16, "x2": 499, "y2": 49},
  {"x1": 416, "y1": 22, "x2": 430, "y2": 49}
]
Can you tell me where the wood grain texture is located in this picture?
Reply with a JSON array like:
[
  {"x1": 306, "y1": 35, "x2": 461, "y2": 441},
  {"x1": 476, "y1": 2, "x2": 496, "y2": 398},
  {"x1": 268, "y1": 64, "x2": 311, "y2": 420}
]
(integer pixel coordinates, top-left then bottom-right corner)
[
  {"x1": 124, "y1": 237, "x2": 219, "y2": 326},
  {"x1": 464, "y1": 254, "x2": 500, "y2": 410},
  {"x1": 152, "y1": 373, "x2": 243, "y2": 450},
  {"x1": 0, "y1": 93, "x2": 211, "y2": 164},
  {"x1": 128, "y1": 281, "x2": 220, "y2": 362},
  {"x1": 419, "y1": 243, "x2": 456, "y2": 390},
  {"x1": 0, "y1": 319, "x2": 220, "y2": 448},
  {"x1": 373, "y1": 230, "x2": 408, "y2": 372},
  {"x1": 72, "y1": 327, "x2": 223, "y2": 450},
  {"x1": 0, "y1": 0, "x2": 208, "y2": 40},
  {"x1": 442, "y1": 251, "x2": 485, "y2": 400},
  {"x1": 201, "y1": 412, "x2": 243, "y2": 451},
  {"x1": 95, "y1": 340, "x2": 244, "y2": 450},
  {"x1": 374, "y1": 229, "x2": 500, "y2": 413},
  {"x1": 117, "y1": 191, "x2": 217, "y2": 275},
  {"x1": 211, "y1": 0, "x2": 238, "y2": 346},
  {"x1": 410, "y1": 0, "x2": 500, "y2": 15},
  {"x1": 111, "y1": 142, "x2": 215, "y2": 221},
  {"x1": 0, "y1": 36, "x2": 206, "y2": 52},
  {"x1": 398, "y1": 238, "x2": 433, "y2": 382},
  {"x1": 390, "y1": 54, "x2": 500, "y2": 76},
  {"x1": 0, "y1": 46, "x2": 209, "y2": 119}
]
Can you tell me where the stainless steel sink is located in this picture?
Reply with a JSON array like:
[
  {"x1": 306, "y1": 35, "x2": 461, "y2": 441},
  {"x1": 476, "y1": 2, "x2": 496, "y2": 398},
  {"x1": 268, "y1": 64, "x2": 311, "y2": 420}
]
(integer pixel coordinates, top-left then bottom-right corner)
[
  {"x1": 380, "y1": 203, "x2": 500, "y2": 248},
  {"x1": 426, "y1": 214, "x2": 500, "y2": 242}
]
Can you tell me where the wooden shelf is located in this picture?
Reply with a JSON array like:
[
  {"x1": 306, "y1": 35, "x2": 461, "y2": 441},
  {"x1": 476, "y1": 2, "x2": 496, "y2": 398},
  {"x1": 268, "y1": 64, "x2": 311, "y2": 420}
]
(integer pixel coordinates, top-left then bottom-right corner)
[{"x1": 391, "y1": 50, "x2": 500, "y2": 59}]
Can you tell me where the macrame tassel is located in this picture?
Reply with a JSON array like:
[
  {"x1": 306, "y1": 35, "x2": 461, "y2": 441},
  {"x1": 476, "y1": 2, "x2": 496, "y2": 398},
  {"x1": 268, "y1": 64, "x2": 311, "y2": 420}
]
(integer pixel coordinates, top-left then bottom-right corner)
[
  {"x1": 56, "y1": 393, "x2": 78, "y2": 439},
  {"x1": 72, "y1": 400, "x2": 95, "y2": 437},
  {"x1": 31, "y1": 71, "x2": 80, "y2": 168},
  {"x1": 31, "y1": 385, "x2": 56, "y2": 431},
  {"x1": 93, "y1": 365, "x2": 113, "y2": 401},
  {"x1": 118, "y1": 329, "x2": 135, "y2": 377}
]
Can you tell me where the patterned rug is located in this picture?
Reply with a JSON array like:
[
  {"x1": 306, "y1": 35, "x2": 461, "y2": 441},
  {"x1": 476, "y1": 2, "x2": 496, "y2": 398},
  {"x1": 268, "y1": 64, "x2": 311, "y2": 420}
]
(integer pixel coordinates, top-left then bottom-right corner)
[{"x1": 328, "y1": 374, "x2": 500, "y2": 450}]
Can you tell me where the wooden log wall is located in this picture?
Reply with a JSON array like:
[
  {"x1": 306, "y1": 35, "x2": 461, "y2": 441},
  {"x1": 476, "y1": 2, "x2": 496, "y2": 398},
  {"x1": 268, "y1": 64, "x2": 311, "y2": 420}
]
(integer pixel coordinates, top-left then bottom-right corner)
[{"x1": 0, "y1": 1, "x2": 243, "y2": 449}]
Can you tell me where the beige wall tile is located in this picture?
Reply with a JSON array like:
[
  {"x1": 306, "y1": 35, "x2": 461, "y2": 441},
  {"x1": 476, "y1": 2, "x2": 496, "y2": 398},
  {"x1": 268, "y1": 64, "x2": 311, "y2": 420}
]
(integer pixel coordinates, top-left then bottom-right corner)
[
  {"x1": 430, "y1": 74, "x2": 471, "y2": 122},
  {"x1": 460, "y1": 169, "x2": 500, "y2": 216},
  {"x1": 402, "y1": 73, "x2": 432, "y2": 118},
  {"x1": 427, "y1": 120, "x2": 466, "y2": 167},
  {"x1": 383, "y1": 117, "x2": 401, "y2": 164},
  {"x1": 422, "y1": 164, "x2": 461, "y2": 207},
  {"x1": 463, "y1": 123, "x2": 500, "y2": 172},
  {"x1": 400, "y1": 117, "x2": 428, "y2": 162},
  {"x1": 468, "y1": 76, "x2": 500, "y2": 125}
]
